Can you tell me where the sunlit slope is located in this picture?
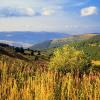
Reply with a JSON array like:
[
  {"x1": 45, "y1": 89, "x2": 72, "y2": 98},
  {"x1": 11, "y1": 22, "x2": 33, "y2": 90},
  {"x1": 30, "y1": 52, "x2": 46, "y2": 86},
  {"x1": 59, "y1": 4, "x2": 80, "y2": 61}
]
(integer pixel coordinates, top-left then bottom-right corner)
[{"x1": 31, "y1": 33, "x2": 99, "y2": 50}]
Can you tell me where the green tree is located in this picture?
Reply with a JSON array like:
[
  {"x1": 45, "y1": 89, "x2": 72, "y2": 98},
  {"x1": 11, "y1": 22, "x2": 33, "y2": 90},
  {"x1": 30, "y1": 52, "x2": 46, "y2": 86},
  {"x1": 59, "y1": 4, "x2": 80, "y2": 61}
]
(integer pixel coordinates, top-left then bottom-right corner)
[
  {"x1": 15, "y1": 47, "x2": 24, "y2": 54},
  {"x1": 20, "y1": 47, "x2": 24, "y2": 54},
  {"x1": 31, "y1": 50, "x2": 34, "y2": 56},
  {"x1": 49, "y1": 45, "x2": 91, "y2": 74},
  {"x1": 37, "y1": 51, "x2": 41, "y2": 55}
]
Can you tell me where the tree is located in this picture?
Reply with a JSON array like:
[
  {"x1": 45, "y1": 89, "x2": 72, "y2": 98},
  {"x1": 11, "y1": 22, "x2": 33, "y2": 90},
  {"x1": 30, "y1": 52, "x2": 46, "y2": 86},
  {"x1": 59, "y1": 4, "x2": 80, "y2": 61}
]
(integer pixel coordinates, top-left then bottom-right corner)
[
  {"x1": 49, "y1": 45, "x2": 91, "y2": 74},
  {"x1": 15, "y1": 47, "x2": 20, "y2": 52},
  {"x1": 31, "y1": 50, "x2": 34, "y2": 56},
  {"x1": 15, "y1": 47, "x2": 24, "y2": 54},
  {"x1": 20, "y1": 47, "x2": 24, "y2": 54},
  {"x1": 37, "y1": 51, "x2": 41, "y2": 55}
]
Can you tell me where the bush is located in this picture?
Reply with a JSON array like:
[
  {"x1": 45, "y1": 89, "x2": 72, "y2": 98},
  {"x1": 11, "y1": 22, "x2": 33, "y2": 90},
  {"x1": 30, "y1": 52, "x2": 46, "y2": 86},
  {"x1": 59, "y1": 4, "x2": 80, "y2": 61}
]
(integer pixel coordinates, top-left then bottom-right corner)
[{"x1": 49, "y1": 45, "x2": 91, "y2": 74}]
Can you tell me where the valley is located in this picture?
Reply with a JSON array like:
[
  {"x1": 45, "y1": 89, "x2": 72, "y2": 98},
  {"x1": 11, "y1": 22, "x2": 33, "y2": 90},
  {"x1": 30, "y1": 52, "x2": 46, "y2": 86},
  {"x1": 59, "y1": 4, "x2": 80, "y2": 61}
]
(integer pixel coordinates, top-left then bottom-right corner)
[{"x1": 0, "y1": 33, "x2": 100, "y2": 100}]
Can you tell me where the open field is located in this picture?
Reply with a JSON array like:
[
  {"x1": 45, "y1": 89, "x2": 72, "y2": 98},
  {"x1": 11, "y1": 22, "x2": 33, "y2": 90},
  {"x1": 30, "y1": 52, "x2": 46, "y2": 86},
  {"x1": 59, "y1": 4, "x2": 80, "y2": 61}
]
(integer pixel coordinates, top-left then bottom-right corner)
[
  {"x1": 0, "y1": 34, "x2": 100, "y2": 100},
  {"x1": 0, "y1": 46, "x2": 100, "y2": 100}
]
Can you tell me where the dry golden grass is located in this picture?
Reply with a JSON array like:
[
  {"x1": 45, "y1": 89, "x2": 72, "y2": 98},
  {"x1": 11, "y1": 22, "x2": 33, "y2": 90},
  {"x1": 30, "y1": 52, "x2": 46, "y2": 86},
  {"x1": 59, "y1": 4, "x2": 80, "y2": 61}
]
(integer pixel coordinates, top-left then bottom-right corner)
[
  {"x1": 0, "y1": 56, "x2": 100, "y2": 100},
  {"x1": 79, "y1": 33, "x2": 97, "y2": 39},
  {"x1": 0, "y1": 71, "x2": 100, "y2": 100},
  {"x1": 92, "y1": 60, "x2": 100, "y2": 66}
]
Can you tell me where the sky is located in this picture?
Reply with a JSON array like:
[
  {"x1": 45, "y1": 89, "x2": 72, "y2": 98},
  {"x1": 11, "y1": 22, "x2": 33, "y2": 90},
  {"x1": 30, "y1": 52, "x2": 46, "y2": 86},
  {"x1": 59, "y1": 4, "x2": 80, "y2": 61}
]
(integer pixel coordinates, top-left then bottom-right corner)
[{"x1": 0, "y1": 0, "x2": 100, "y2": 34}]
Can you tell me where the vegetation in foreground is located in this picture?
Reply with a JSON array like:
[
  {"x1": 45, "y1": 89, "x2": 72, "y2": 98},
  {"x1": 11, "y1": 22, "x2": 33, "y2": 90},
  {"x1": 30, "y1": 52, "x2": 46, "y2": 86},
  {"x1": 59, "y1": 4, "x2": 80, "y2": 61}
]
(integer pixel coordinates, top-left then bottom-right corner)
[{"x1": 0, "y1": 45, "x2": 100, "y2": 100}]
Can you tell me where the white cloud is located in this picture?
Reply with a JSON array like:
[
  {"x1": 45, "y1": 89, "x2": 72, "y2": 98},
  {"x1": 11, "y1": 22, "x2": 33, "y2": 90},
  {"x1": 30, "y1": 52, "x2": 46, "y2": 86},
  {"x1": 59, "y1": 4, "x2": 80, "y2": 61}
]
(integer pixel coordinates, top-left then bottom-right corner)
[
  {"x1": 0, "y1": 40, "x2": 33, "y2": 48},
  {"x1": 41, "y1": 6, "x2": 63, "y2": 16},
  {"x1": 24, "y1": 8, "x2": 35, "y2": 16},
  {"x1": 0, "y1": 7, "x2": 36, "y2": 17},
  {"x1": 81, "y1": 6, "x2": 98, "y2": 16},
  {"x1": 0, "y1": 6, "x2": 61, "y2": 17},
  {"x1": 0, "y1": 1, "x2": 90, "y2": 17},
  {"x1": 41, "y1": 8, "x2": 55, "y2": 16}
]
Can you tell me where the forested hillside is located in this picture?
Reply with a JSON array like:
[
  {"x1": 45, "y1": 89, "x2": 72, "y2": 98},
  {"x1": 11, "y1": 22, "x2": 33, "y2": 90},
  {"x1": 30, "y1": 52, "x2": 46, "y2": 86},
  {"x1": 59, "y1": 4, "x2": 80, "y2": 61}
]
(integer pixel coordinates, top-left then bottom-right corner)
[{"x1": 70, "y1": 35, "x2": 100, "y2": 60}]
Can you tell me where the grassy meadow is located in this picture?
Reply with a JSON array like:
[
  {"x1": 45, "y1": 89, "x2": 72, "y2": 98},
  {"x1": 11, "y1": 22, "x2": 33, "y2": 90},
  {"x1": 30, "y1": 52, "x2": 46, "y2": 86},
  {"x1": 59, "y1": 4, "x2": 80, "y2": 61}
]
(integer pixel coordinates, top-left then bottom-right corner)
[{"x1": 0, "y1": 44, "x2": 100, "y2": 100}]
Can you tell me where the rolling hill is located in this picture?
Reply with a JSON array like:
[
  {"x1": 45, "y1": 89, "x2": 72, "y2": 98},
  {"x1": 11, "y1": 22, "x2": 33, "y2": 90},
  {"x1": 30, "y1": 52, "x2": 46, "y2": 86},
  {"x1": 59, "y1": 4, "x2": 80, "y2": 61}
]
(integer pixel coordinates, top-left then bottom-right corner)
[
  {"x1": 0, "y1": 33, "x2": 100, "y2": 62},
  {"x1": 30, "y1": 33, "x2": 99, "y2": 50},
  {"x1": 0, "y1": 43, "x2": 30, "y2": 61}
]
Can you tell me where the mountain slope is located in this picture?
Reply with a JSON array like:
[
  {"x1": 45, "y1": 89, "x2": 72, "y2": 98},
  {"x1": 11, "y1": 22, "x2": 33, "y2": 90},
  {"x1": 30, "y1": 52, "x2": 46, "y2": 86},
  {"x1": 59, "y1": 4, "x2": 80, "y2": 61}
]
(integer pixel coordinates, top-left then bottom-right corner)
[
  {"x1": 0, "y1": 43, "x2": 29, "y2": 61},
  {"x1": 30, "y1": 40, "x2": 52, "y2": 50},
  {"x1": 31, "y1": 33, "x2": 99, "y2": 50}
]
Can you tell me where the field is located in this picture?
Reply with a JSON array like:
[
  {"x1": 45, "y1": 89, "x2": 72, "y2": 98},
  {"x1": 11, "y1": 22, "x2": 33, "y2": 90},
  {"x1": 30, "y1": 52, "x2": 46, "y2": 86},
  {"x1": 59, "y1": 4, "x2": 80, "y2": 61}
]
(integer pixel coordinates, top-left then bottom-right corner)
[
  {"x1": 0, "y1": 48, "x2": 100, "y2": 100},
  {"x1": 0, "y1": 34, "x2": 100, "y2": 100},
  {"x1": 0, "y1": 0, "x2": 99, "y2": 98}
]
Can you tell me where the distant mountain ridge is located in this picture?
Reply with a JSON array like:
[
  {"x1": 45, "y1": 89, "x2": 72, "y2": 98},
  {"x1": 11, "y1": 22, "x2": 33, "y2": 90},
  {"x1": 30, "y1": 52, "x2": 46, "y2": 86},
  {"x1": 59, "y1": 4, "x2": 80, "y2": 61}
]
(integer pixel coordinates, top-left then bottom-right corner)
[
  {"x1": 30, "y1": 33, "x2": 100, "y2": 50},
  {"x1": 0, "y1": 31, "x2": 69, "y2": 47}
]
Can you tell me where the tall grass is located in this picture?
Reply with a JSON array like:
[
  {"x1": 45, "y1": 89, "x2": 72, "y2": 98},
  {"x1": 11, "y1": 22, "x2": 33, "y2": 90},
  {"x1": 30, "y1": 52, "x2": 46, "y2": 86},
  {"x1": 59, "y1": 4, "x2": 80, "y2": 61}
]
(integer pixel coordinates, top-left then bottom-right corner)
[{"x1": 0, "y1": 56, "x2": 100, "y2": 100}]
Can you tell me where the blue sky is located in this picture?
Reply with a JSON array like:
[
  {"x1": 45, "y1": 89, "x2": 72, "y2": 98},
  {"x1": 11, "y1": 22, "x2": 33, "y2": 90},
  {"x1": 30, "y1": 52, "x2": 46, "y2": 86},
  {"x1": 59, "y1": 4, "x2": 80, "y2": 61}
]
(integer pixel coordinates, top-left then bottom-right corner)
[{"x1": 0, "y1": 0, "x2": 100, "y2": 34}]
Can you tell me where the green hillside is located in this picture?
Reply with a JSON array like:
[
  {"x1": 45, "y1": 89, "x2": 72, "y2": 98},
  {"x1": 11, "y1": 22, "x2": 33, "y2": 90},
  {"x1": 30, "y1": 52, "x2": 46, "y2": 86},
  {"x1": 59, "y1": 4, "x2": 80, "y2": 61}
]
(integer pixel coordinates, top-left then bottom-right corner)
[
  {"x1": 1, "y1": 33, "x2": 100, "y2": 62},
  {"x1": 31, "y1": 33, "x2": 98, "y2": 50},
  {"x1": 0, "y1": 43, "x2": 50, "y2": 62},
  {"x1": 70, "y1": 35, "x2": 100, "y2": 60},
  {"x1": 45, "y1": 34, "x2": 100, "y2": 61},
  {"x1": 0, "y1": 43, "x2": 30, "y2": 61},
  {"x1": 30, "y1": 40, "x2": 52, "y2": 50}
]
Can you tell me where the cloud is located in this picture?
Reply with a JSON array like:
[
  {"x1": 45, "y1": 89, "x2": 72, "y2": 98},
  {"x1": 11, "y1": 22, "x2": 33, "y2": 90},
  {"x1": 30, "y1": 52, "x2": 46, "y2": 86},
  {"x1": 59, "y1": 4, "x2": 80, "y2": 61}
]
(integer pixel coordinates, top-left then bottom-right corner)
[
  {"x1": 42, "y1": 9, "x2": 55, "y2": 16},
  {"x1": 0, "y1": 7, "x2": 36, "y2": 17},
  {"x1": 81, "y1": 6, "x2": 98, "y2": 16},
  {"x1": 41, "y1": 6, "x2": 63, "y2": 16},
  {"x1": 0, "y1": 1, "x2": 90, "y2": 17},
  {"x1": 0, "y1": 40, "x2": 33, "y2": 48},
  {"x1": 0, "y1": 6, "x2": 61, "y2": 17},
  {"x1": 5, "y1": 34, "x2": 13, "y2": 37},
  {"x1": 41, "y1": 8, "x2": 56, "y2": 16},
  {"x1": 22, "y1": 8, "x2": 36, "y2": 16}
]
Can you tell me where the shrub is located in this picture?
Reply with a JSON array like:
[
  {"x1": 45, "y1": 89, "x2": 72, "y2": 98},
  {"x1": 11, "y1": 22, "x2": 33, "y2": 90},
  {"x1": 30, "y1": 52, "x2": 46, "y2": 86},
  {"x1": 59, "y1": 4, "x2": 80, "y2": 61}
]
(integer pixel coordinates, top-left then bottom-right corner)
[{"x1": 49, "y1": 45, "x2": 91, "y2": 74}]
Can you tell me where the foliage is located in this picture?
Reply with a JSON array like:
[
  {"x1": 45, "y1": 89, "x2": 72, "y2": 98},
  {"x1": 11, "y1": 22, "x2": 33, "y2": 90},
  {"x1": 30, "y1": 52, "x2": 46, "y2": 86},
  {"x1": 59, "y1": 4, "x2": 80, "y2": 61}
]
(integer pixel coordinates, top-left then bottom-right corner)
[
  {"x1": 70, "y1": 35, "x2": 100, "y2": 60},
  {"x1": 15, "y1": 47, "x2": 24, "y2": 54},
  {"x1": 49, "y1": 45, "x2": 91, "y2": 74}
]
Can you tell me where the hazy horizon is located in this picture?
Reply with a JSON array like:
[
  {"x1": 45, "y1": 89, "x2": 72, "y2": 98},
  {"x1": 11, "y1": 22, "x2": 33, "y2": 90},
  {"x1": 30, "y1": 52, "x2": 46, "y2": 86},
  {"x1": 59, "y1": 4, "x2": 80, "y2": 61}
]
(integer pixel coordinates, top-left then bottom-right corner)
[
  {"x1": 0, "y1": 0, "x2": 100, "y2": 34},
  {"x1": 0, "y1": 0, "x2": 100, "y2": 47}
]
